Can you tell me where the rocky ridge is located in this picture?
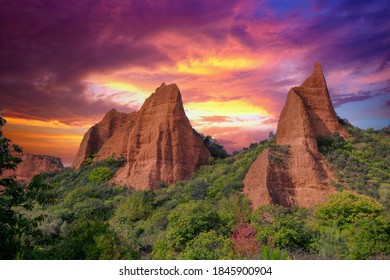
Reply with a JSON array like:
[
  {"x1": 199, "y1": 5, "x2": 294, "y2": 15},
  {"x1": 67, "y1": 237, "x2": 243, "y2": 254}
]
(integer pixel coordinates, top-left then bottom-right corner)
[{"x1": 1, "y1": 154, "x2": 64, "y2": 183}]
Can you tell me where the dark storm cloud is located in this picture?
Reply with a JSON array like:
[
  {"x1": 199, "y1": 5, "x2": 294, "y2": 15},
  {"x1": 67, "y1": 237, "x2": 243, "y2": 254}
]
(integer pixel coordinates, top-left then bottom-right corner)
[
  {"x1": 283, "y1": 0, "x2": 390, "y2": 70},
  {"x1": 0, "y1": 0, "x2": 240, "y2": 124}
]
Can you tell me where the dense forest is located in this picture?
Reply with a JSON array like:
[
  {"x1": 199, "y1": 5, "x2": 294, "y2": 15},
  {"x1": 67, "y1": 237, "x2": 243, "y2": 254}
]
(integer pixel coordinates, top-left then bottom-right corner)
[{"x1": 1, "y1": 118, "x2": 390, "y2": 260}]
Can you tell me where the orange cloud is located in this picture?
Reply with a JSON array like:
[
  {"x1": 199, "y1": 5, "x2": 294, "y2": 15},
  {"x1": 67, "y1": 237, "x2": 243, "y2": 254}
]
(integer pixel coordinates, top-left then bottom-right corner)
[{"x1": 198, "y1": 115, "x2": 232, "y2": 123}]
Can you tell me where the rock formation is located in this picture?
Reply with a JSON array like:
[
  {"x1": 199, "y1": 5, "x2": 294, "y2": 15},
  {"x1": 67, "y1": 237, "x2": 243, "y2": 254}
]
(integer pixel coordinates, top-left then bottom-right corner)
[
  {"x1": 243, "y1": 63, "x2": 348, "y2": 208},
  {"x1": 1, "y1": 154, "x2": 63, "y2": 183},
  {"x1": 72, "y1": 83, "x2": 211, "y2": 190},
  {"x1": 72, "y1": 109, "x2": 129, "y2": 168}
]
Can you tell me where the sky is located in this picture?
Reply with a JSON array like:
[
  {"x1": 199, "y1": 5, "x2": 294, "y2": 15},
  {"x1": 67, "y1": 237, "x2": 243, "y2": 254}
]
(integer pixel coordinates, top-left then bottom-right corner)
[{"x1": 1, "y1": 0, "x2": 389, "y2": 165}]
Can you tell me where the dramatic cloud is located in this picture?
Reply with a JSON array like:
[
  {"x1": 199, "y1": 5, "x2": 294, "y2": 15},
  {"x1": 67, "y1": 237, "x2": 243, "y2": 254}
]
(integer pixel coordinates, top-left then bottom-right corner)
[
  {"x1": 198, "y1": 116, "x2": 233, "y2": 123},
  {"x1": 0, "y1": 0, "x2": 389, "y2": 162}
]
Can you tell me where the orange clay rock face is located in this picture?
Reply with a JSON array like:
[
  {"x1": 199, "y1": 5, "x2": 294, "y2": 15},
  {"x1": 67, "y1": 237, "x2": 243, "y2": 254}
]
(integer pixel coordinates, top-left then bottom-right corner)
[
  {"x1": 2, "y1": 154, "x2": 63, "y2": 183},
  {"x1": 72, "y1": 109, "x2": 129, "y2": 168},
  {"x1": 243, "y1": 63, "x2": 348, "y2": 208},
  {"x1": 72, "y1": 83, "x2": 211, "y2": 190}
]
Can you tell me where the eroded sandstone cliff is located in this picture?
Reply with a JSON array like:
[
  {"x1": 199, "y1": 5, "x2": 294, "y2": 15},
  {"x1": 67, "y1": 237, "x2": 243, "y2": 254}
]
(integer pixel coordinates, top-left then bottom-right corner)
[
  {"x1": 72, "y1": 83, "x2": 211, "y2": 190},
  {"x1": 243, "y1": 63, "x2": 347, "y2": 208},
  {"x1": 2, "y1": 154, "x2": 63, "y2": 183}
]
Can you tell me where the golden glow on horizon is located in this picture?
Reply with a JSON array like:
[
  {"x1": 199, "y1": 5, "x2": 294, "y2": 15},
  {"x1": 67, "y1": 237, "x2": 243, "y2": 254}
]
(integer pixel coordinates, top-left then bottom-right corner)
[
  {"x1": 185, "y1": 100, "x2": 270, "y2": 116},
  {"x1": 4, "y1": 119, "x2": 87, "y2": 165},
  {"x1": 5, "y1": 117, "x2": 92, "y2": 129},
  {"x1": 177, "y1": 56, "x2": 264, "y2": 75},
  {"x1": 7, "y1": 131, "x2": 83, "y2": 141}
]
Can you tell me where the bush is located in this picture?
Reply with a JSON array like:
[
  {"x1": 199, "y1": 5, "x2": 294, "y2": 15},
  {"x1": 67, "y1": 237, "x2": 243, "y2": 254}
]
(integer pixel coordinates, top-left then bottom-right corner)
[
  {"x1": 252, "y1": 205, "x2": 312, "y2": 251},
  {"x1": 314, "y1": 191, "x2": 383, "y2": 229},
  {"x1": 203, "y1": 135, "x2": 229, "y2": 159},
  {"x1": 166, "y1": 200, "x2": 219, "y2": 250},
  {"x1": 111, "y1": 191, "x2": 155, "y2": 224},
  {"x1": 180, "y1": 230, "x2": 234, "y2": 260},
  {"x1": 231, "y1": 223, "x2": 260, "y2": 258},
  {"x1": 311, "y1": 191, "x2": 390, "y2": 259},
  {"x1": 88, "y1": 167, "x2": 113, "y2": 182},
  {"x1": 55, "y1": 219, "x2": 122, "y2": 260}
]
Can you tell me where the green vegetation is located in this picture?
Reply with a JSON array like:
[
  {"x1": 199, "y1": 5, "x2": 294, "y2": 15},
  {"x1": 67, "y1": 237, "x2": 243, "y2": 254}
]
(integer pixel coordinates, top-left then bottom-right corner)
[
  {"x1": 0, "y1": 117, "x2": 53, "y2": 259},
  {"x1": 203, "y1": 135, "x2": 229, "y2": 159},
  {"x1": 317, "y1": 126, "x2": 390, "y2": 211},
  {"x1": 1, "y1": 123, "x2": 389, "y2": 260}
]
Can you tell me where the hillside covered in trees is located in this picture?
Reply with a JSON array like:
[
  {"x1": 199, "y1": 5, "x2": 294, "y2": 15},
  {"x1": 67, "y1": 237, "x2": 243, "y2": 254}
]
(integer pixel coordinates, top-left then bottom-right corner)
[{"x1": 1, "y1": 121, "x2": 389, "y2": 260}]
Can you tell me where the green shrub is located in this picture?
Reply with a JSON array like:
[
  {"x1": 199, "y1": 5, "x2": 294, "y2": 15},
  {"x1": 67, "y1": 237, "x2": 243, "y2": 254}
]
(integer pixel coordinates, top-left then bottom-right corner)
[
  {"x1": 311, "y1": 191, "x2": 390, "y2": 259},
  {"x1": 180, "y1": 230, "x2": 234, "y2": 260},
  {"x1": 55, "y1": 219, "x2": 122, "y2": 260},
  {"x1": 166, "y1": 200, "x2": 219, "y2": 250},
  {"x1": 314, "y1": 191, "x2": 383, "y2": 229},
  {"x1": 252, "y1": 205, "x2": 311, "y2": 251},
  {"x1": 260, "y1": 245, "x2": 290, "y2": 260},
  {"x1": 88, "y1": 167, "x2": 113, "y2": 182}
]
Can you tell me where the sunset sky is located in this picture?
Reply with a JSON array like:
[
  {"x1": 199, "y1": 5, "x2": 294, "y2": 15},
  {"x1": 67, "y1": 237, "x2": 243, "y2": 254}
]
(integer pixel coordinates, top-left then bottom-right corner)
[{"x1": 1, "y1": 0, "x2": 389, "y2": 165}]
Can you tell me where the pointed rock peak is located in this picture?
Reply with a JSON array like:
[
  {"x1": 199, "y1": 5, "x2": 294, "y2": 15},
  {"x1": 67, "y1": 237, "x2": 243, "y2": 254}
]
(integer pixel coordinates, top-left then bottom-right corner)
[
  {"x1": 149, "y1": 82, "x2": 181, "y2": 105},
  {"x1": 301, "y1": 62, "x2": 327, "y2": 88},
  {"x1": 156, "y1": 82, "x2": 179, "y2": 92},
  {"x1": 313, "y1": 62, "x2": 323, "y2": 73}
]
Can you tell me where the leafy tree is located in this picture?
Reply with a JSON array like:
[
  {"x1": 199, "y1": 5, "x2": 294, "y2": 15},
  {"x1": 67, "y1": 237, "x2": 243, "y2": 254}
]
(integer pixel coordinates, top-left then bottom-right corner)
[
  {"x1": 268, "y1": 131, "x2": 276, "y2": 140},
  {"x1": 88, "y1": 167, "x2": 113, "y2": 182},
  {"x1": 314, "y1": 191, "x2": 383, "y2": 229},
  {"x1": 252, "y1": 205, "x2": 312, "y2": 251},
  {"x1": 166, "y1": 200, "x2": 219, "y2": 250},
  {"x1": 111, "y1": 191, "x2": 155, "y2": 224},
  {"x1": 55, "y1": 218, "x2": 122, "y2": 259},
  {"x1": 311, "y1": 191, "x2": 390, "y2": 259},
  {"x1": 180, "y1": 230, "x2": 233, "y2": 260},
  {"x1": 203, "y1": 135, "x2": 229, "y2": 159},
  {"x1": 348, "y1": 216, "x2": 390, "y2": 259},
  {"x1": 0, "y1": 116, "x2": 52, "y2": 259},
  {"x1": 231, "y1": 223, "x2": 260, "y2": 258}
]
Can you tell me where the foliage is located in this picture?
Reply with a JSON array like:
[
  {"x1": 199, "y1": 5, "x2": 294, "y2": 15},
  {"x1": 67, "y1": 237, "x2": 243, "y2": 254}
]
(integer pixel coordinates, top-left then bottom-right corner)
[
  {"x1": 180, "y1": 230, "x2": 234, "y2": 260},
  {"x1": 314, "y1": 191, "x2": 383, "y2": 229},
  {"x1": 231, "y1": 223, "x2": 260, "y2": 258},
  {"x1": 203, "y1": 135, "x2": 229, "y2": 159},
  {"x1": 252, "y1": 205, "x2": 312, "y2": 251},
  {"x1": 310, "y1": 191, "x2": 390, "y2": 259},
  {"x1": 165, "y1": 200, "x2": 220, "y2": 250},
  {"x1": 6, "y1": 125, "x2": 389, "y2": 260},
  {"x1": 260, "y1": 245, "x2": 290, "y2": 260},
  {"x1": 88, "y1": 167, "x2": 113, "y2": 182},
  {"x1": 0, "y1": 116, "x2": 54, "y2": 259},
  {"x1": 317, "y1": 127, "x2": 390, "y2": 209},
  {"x1": 217, "y1": 194, "x2": 252, "y2": 233},
  {"x1": 54, "y1": 218, "x2": 122, "y2": 259}
]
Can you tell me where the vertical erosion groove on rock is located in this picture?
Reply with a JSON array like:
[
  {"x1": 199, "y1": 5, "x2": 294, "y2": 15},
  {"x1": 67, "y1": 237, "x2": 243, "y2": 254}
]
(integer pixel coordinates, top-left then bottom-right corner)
[
  {"x1": 243, "y1": 63, "x2": 349, "y2": 209},
  {"x1": 72, "y1": 83, "x2": 211, "y2": 190}
]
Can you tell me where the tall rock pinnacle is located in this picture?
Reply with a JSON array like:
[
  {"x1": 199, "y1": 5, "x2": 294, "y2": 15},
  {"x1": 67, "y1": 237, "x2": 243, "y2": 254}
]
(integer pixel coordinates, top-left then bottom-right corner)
[
  {"x1": 243, "y1": 63, "x2": 348, "y2": 208},
  {"x1": 72, "y1": 83, "x2": 211, "y2": 190}
]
